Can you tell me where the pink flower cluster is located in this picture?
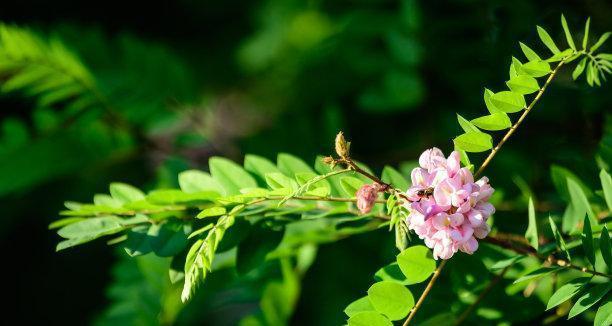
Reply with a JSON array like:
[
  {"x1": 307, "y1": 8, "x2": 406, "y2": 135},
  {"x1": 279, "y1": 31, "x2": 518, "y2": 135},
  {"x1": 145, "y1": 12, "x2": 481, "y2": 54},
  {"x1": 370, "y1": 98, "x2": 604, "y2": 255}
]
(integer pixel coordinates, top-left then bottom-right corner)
[{"x1": 405, "y1": 148, "x2": 495, "y2": 260}]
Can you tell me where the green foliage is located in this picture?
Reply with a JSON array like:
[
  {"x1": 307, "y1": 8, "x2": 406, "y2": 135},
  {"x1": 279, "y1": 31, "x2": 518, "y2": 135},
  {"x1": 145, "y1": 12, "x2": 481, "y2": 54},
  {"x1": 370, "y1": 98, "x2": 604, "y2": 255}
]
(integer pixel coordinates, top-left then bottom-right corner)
[
  {"x1": 343, "y1": 245, "x2": 436, "y2": 324},
  {"x1": 348, "y1": 311, "x2": 392, "y2": 326},
  {"x1": 568, "y1": 283, "x2": 611, "y2": 319},
  {"x1": 37, "y1": 11, "x2": 612, "y2": 326},
  {"x1": 396, "y1": 245, "x2": 436, "y2": 284},
  {"x1": 546, "y1": 277, "x2": 589, "y2": 310},
  {"x1": 454, "y1": 15, "x2": 611, "y2": 155},
  {"x1": 367, "y1": 281, "x2": 414, "y2": 320},
  {"x1": 525, "y1": 197, "x2": 538, "y2": 250}
]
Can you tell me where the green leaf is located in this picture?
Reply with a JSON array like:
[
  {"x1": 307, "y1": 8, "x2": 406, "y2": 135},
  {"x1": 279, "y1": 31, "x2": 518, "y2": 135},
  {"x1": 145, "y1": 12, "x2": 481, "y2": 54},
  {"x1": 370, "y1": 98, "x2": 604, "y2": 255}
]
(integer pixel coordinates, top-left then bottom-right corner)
[
  {"x1": 550, "y1": 165, "x2": 593, "y2": 200},
  {"x1": 48, "y1": 217, "x2": 85, "y2": 229},
  {"x1": 56, "y1": 237, "x2": 99, "y2": 251},
  {"x1": 471, "y1": 113, "x2": 511, "y2": 131},
  {"x1": 367, "y1": 281, "x2": 414, "y2": 320},
  {"x1": 513, "y1": 266, "x2": 562, "y2": 284},
  {"x1": 265, "y1": 172, "x2": 297, "y2": 190},
  {"x1": 506, "y1": 74, "x2": 540, "y2": 94},
  {"x1": 591, "y1": 32, "x2": 611, "y2": 53},
  {"x1": 525, "y1": 197, "x2": 539, "y2": 250},
  {"x1": 109, "y1": 183, "x2": 145, "y2": 204},
  {"x1": 595, "y1": 298, "x2": 612, "y2": 326},
  {"x1": 519, "y1": 42, "x2": 541, "y2": 61},
  {"x1": 572, "y1": 58, "x2": 587, "y2": 80},
  {"x1": 568, "y1": 283, "x2": 611, "y2": 319},
  {"x1": 490, "y1": 255, "x2": 525, "y2": 271},
  {"x1": 277, "y1": 153, "x2": 315, "y2": 178},
  {"x1": 57, "y1": 216, "x2": 123, "y2": 239},
  {"x1": 561, "y1": 14, "x2": 576, "y2": 50},
  {"x1": 381, "y1": 166, "x2": 408, "y2": 191},
  {"x1": 567, "y1": 178, "x2": 597, "y2": 227},
  {"x1": 520, "y1": 60, "x2": 552, "y2": 77},
  {"x1": 510, "y1": 57, "x2": 523, "y2": 78},
  {"x1": 582, "y1": 17, "x2": 591, "y2": 50},
  {"x1": 483, "y1": 88, "x2": 501, "y2": 113},
  {"x1": 600, "y1": 169, "x2": 612, "y2": 211},
  {"x1": 537, "y1": 26, "x2": 560, "y2": 54},
  {"x1": 396, "y1": 245, "x2": 436, "y2": 285},
  {"x1": 374, "y1": 263, "x2": 410, "y2": 285},
  {"x1": 344, "y1": 296, "x2": 375, "y2": 317},
  {"x1": 209, "y1": 157, "x2": 257, "y2": 195},
  {"x1": 340, "y1": 177, "x2": 365, "y2": 197},
  {"x1": 600, "y1": 226, "x2": 612, "y2": 268},
  {"x1": 93, "y1": 194, "x2": 122, "y2": 208},
  {"x1": 457, "y1": 114, "x2": 480, "y2": 133},
  {"x1": 123, "y1": 226, "x2": 153, "y2": 257},
  {"x1": 236, "y1": 225, "x2": 284, "y2": 275},
  {"x1": 453, "y1": 132, "x2": 493, "y2": 153},
  {"x1": 546, "y1": 277, "x2": 590, "y2": 310},
  {"x1": 549, "y1": 216, "x2": 570, "y2": 260},
  {"x1": 547, "y1": 48, "x2": 574, "y2": 62},
  {"x1": 348, "y1": 311, "x2": 392, "y2": 326},
  {"x1": 582, "y1": 215, "x2": 596, "y2": 266},
  {"x1": 197, "y1": 206, "x2": 227, "y2": 219},
  {"x1": 150, "y1": 220, "x2": 191, "y2": 257},
  {"x1": 178, "y1": 170, "x2": 225, "y2": 195},
  {"x1": 490, "y1": 91, "x2": 526, "y2": 113},
  {"x1": 244, "y1": 154, "x2": 281, "y2": 179}
]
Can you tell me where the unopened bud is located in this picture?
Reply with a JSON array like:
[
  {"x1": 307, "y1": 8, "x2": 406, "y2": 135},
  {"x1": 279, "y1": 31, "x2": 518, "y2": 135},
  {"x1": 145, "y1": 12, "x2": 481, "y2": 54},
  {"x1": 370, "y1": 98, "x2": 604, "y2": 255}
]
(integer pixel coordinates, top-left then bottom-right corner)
[
  {"x1": 356, "y1": 183, "x2": 382, "y2": 214},
  {"x1": 335, "y1": 131, "x2": 350, "y2": 159},
  {"x1": 322, "y1": 156, "x2": 334, "y2": 165}
]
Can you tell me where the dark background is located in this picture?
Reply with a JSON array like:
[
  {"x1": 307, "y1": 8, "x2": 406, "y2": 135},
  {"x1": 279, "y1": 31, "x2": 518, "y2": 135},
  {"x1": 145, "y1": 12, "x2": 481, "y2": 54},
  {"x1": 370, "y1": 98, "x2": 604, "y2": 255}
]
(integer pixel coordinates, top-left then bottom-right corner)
[{"x1": 0, "y1": 0, "x2": 610, "y2": 325}]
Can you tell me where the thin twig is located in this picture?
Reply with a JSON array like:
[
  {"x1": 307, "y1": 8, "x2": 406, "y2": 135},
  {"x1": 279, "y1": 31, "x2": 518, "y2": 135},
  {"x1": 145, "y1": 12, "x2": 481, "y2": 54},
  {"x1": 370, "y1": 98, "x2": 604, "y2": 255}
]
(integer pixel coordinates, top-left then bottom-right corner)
[
  {"x1": 402, "y1": 260, "x2": 448, "y2": 326},
  {"x1": 474, "y1": 59, "x2": 566, "y2": 178},
  {"x1": 483, "y1": 236, "x2": 611, "y2": 278},
  {"x1": 453, "y1": 266, "x2": 510, "y2": 325}
]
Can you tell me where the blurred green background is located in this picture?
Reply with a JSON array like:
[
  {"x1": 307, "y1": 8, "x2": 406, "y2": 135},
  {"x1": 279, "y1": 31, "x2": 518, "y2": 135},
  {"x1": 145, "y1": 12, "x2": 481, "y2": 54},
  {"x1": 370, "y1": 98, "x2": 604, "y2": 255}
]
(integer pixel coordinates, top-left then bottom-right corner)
[{"x1": 1, "y1": 0, "x2": 611, "y2": 325}]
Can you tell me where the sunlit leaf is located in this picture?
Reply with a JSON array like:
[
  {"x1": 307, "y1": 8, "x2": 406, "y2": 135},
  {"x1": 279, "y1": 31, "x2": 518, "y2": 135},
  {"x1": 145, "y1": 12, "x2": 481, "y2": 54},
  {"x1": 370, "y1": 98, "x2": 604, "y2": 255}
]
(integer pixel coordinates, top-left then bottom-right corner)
[
  {"x1": 520, "y1": 60, "x2": 551, "y2": 77},
  {"x1": 396, "y1": 245, "x2": 436, "y2": 284},
  {"x1": 546, "y1": 277, "x2": 590, "y2": 310},
  {"x1": 568, "y1": 283, "x2": 611, "y2": 319},
  {"x1": 453, "y1": 132, "x2": 493, "y2": 153},
  {"x1": 600, "y1": 169, "x2": 612, "y2": 211},
  {"x1": 506, "y1": 74, "x2": 540, "y2": 94},
  {"x1": 348, "y1": 311, "x2": 392, "y2": 326},
  {"x1": 537, "y1": 26, "x2": 560, "y2": 54},
  {"x1": 561, "y1": 14, "x2": 576, "y2": 50},
  {"x1": 519, "y1": 42, "x2": 541, "y2": 61},
  {"x1": 490, "y1": 91, "x2": 526, "y2": 113},
  {"x1": 344, "y1": 296, "x2": 375, "y2": 317},
  {"x1": 367, "y1": 281, "x2": 414, "y2": 320}
]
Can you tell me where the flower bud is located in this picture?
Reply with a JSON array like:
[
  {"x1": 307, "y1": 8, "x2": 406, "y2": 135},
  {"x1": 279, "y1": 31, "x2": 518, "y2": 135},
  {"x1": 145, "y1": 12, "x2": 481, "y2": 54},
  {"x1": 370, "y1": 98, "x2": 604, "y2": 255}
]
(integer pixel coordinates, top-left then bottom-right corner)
[
  {"x1": 335, "y1": 131, "x2": 350, "y2": 159},
  {"x1": 322, "y1": 156, "x2": 334, "y2": 165},
  {"x1": 356, "y1": 183, "x2": 381, "y2": 214}
]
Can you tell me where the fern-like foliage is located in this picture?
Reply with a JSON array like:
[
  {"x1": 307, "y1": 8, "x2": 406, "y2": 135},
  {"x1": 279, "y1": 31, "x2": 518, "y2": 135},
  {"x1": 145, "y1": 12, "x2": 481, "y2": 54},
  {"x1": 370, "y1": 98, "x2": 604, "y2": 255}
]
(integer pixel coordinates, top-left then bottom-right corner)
[
  {"x1": 0, "y1": 24, "x2": 100, "y2": 113},
  {"x1": 453, "y1": 15, "x2": 611, "y2": 156},
  {"x1": 51, "y1": 153, "x2": 399, "y2": 302}
]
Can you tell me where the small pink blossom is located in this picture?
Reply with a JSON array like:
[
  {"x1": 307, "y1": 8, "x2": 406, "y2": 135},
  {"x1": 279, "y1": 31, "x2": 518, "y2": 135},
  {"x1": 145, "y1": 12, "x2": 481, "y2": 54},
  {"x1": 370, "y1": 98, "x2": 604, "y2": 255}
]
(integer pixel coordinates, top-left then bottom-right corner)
[
  {"x1": 356, "y1": 183, "x2": 382, "y2": 214},
  {"x1": 404, "y1": 147, "x2": 495, "y2": 260}
]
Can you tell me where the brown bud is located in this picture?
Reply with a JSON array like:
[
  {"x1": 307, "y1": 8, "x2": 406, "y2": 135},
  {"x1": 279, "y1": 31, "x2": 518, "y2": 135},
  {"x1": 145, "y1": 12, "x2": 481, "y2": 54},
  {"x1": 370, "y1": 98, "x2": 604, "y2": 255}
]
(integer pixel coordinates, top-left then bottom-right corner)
[
  {"x1": 322, "y1": 156, "x2": 334, "y2": 165},
  {"x1": 335, "y1": 131, "x2": 350, "y2": 158}
]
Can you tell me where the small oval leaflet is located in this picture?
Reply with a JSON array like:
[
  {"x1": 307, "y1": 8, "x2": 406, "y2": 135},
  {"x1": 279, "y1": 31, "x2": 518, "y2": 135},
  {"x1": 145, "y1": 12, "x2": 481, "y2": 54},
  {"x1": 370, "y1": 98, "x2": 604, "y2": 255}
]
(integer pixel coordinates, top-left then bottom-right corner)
[
  {"x1": 396, "y1": 245, "x2": 437, "y2": 284},
  {"x1": 367, "y1": 281, "x2": 414, "y2": 321}
]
